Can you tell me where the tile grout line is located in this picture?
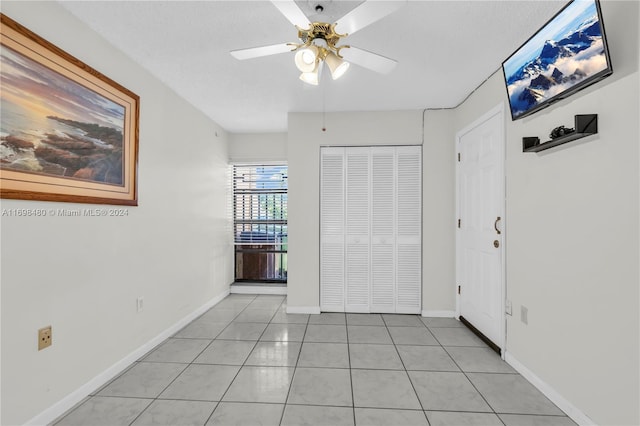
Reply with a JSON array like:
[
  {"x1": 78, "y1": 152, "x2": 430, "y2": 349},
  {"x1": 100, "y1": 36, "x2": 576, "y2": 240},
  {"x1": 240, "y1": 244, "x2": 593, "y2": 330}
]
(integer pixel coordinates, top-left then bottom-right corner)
[
  {"x1": 344, "y1": 314, "x2": 357, "y2": 426},
  {"x1": 439, "y1": 345, "x2": 506, "y2": 424},
  {"x1": 426, "y1": 324, "x2": 507, "y2": 422},
  {"x1": 382, "y1": 315, "x2": 431, "y2": 425},
  {"x1": 277, "y1": 302, "x2": 312, "y2": 426}
]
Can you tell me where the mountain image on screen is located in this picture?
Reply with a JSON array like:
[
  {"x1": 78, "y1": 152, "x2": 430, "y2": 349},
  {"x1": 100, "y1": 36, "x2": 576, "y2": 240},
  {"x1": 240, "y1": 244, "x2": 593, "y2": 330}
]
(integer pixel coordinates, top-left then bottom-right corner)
[{"x1": 505, "y1": 2, "x2": 609, "y2": 119}]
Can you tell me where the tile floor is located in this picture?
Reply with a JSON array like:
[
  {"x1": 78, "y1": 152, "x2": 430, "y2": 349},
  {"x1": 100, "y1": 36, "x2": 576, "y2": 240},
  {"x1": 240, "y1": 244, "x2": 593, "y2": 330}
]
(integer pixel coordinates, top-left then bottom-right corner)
[{"x1": 53, "y1": 294, "x2": 576, "y2": 426}]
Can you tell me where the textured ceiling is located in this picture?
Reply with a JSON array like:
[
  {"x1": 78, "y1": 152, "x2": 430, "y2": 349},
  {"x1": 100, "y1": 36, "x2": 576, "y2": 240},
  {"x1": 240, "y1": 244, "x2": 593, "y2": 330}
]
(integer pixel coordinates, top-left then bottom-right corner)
[{"x1": 59, "y1": 0, "x2": 565, "y2": 133}]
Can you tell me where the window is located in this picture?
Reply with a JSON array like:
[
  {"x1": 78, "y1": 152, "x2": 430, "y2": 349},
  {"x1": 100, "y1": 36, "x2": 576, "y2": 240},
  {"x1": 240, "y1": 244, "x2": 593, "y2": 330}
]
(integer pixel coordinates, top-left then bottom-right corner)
[{"x1": 232, "y1": 164, "x2": 287, "y2": 283}]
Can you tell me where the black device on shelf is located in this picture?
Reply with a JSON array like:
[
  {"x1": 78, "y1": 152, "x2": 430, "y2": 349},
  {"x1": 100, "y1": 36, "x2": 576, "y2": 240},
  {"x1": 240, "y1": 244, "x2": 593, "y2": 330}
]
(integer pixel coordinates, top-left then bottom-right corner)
[
  {"x1": 549, "y1": 125, "x2": 575, "y2": 139},
  {"x1": 523, "y1": 114, "x2": 598, "y2": 152}
]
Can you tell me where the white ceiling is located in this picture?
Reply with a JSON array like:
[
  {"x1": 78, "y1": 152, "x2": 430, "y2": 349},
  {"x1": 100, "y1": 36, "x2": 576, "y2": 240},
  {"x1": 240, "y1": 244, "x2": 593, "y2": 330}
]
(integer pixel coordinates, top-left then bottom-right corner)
[{"x1": 59, "y1": 0, "x2": 565, "y2": 133}]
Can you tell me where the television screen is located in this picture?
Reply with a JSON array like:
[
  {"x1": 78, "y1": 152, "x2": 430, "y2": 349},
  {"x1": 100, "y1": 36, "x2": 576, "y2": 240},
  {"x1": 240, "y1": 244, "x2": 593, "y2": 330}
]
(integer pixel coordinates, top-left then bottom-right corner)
[{"x1": 502, "y1": 0, "x2": 612, "y2": 120}]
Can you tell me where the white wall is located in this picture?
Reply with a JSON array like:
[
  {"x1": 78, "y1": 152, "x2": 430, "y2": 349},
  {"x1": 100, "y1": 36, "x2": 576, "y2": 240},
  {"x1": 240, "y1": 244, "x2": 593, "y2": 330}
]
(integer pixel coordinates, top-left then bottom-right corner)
[
  {"x1": 454, "y1": 2, "x2": 639, "y2": 424},
  {"x1": 287, "y1": 111, "x2": 423, "y2": 310},
  {"x1": 285, "y1": 108, "x2": 457, "y2": 315},
  {"x1": 0, "y1": 2, "x2": 233, "y2": 424},
  {"x1": 228, "y1": 132, "x2": 287, "y2": 163}
]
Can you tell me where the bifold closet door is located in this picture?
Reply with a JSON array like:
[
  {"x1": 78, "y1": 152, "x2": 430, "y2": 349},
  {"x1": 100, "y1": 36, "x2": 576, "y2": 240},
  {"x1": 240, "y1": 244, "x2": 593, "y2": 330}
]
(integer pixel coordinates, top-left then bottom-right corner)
[
  {"x1": 395, "y1": 146, "x2": 422, "y2": 314},
  {"x1": 320, "y1": 147, "x2": 345, "y2": 312},
  {"x1": 320, "y1": 145, "x2": 421, "y2": 313},
  {"x1": 370, "y1": 147, "x2": 396, "y2": 313},
  {"x1": 344, "y1": 147, "x2": 371, "y2": 312}
]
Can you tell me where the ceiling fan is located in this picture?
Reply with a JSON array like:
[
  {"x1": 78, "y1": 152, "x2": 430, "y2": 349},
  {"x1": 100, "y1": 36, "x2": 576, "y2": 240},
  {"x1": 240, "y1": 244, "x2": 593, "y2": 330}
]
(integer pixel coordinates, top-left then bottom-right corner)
[{"x1": 230, "y1": 0, "x2": 407, "y2": 85}]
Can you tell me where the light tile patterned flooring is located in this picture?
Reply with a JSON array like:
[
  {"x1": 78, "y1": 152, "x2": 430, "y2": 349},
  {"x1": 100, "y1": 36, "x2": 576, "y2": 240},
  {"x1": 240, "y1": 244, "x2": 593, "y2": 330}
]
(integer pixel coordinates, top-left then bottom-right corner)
[{"x1": 53, "y1": 294, "x2": 575, "y2": 426}]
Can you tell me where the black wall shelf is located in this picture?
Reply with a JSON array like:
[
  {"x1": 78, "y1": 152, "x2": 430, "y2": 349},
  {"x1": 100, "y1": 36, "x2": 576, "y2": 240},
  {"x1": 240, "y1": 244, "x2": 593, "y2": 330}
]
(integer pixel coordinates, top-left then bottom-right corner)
[{"x1": 523, "y1": 114, "x2": 598, "y2": 153}]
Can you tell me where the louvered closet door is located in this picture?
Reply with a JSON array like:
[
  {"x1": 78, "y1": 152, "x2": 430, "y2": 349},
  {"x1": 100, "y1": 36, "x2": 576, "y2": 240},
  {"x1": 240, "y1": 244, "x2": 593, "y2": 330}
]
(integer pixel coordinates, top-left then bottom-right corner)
[
  {"x1": 370, "y1": 147, "x2": 396, "y2": 313},
  {"x1": 320, "y1": 147, "x2": 345, "y2": 312},
  {"x1": 345, "y1": 147, "x2": 371, "y2": 312},
  {"x1": 320, "y1": 145, "x2": 421, "y2": 314},
  {"x1": 395, "y1": 146, "x2": 422, "y2": 314}
]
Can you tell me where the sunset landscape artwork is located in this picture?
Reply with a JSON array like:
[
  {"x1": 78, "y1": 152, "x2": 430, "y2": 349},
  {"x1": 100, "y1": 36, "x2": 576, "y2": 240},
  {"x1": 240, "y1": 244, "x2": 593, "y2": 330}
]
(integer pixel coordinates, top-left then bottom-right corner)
[
  {"x1": 0, "y1": 14, "x2": 138, "y2": 205},
  {"x1": 1, "y1": 45, "x2": 126, "y2": 185}
]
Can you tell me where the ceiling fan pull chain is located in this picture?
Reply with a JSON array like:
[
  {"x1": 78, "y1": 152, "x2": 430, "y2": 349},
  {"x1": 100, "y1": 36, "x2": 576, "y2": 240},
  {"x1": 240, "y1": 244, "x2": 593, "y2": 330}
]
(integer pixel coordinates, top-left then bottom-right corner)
[{"x1": 322, "y1": 84, "x2": 327, "y2": 132}]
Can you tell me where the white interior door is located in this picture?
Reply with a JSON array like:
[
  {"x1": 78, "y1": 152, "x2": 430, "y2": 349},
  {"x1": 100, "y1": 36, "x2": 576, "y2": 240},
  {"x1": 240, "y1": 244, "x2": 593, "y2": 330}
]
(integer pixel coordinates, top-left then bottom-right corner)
[{"x1": 456, "y1": 104, "x2": 505, "y2": 348}]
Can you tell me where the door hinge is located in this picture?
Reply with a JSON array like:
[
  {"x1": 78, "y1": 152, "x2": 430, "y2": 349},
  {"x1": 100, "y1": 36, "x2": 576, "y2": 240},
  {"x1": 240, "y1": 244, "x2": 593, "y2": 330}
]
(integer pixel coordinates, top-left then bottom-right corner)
[
  {"x1": 458, "y1": 219, "x2": 461, "y2": 228},
  {"x1": 458, "y1": 285, "x2": 461, "y2": 295},
  {"x1": 457, "y1": 153, "x2": 461, "y2": 162}
]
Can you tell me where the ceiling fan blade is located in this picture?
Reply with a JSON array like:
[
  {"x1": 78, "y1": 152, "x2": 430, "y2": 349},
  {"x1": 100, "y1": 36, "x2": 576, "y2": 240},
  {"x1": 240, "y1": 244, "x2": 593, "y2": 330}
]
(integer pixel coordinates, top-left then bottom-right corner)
[
  {"x1": 270, "y1": 0, "x2": 311, "y2": 29},
  {"x1": 341, "y1": 46, "x2": 397, "y2": 74},
  {"x1": 230, "y1": 43, "x2": 293, "y2": 60},
  {"x1": 335, "y1": 0, "x2": 407, "y2": 35}
]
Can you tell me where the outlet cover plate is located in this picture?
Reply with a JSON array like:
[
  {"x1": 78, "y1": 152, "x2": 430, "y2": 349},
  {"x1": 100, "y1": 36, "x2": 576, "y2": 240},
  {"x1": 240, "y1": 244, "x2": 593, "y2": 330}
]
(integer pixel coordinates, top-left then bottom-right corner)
[{"x1": 38, "y1": 326, "x2": 52, "y2": 350}]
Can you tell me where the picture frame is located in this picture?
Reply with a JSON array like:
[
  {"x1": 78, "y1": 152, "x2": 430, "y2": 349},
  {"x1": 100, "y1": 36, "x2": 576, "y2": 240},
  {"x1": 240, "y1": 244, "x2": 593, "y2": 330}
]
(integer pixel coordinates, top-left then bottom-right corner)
[{"x1": 1, "y1": 14, "x2": 139, "y2": 205}]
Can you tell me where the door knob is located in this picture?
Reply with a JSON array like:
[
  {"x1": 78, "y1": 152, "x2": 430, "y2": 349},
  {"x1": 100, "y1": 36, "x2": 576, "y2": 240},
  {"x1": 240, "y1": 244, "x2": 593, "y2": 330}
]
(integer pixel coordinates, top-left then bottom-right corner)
[{"x1": 493, "y1": 240, "x2": 500, "y2": 248}]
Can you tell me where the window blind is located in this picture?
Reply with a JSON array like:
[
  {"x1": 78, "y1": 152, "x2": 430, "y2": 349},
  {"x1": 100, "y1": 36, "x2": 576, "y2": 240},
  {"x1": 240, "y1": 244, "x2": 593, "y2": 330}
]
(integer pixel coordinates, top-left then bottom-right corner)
[{"x1": 233, "y1": 164, "x2": 287, "y2": 247}]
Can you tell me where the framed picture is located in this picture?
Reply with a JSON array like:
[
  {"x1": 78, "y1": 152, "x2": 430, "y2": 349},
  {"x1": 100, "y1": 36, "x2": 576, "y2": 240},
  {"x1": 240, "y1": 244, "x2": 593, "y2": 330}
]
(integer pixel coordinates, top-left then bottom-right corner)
[{"x1": 1, "y1": 14, "x2": 139, "y2": 205}]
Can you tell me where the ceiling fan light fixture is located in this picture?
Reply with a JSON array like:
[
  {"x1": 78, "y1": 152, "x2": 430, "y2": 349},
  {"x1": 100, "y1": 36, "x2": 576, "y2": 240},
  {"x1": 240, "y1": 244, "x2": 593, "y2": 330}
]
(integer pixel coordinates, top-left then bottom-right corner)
[
  {"x1": 294, "y1": 45, "x2": 319, "y2": 72},
  {"x1": 299, "y1": 70, "x2": 319, "y2": 85},
  {"x1": 325, "y1": 51, "x2": 350, "y2": 80},
  {"x1": 231, "y1": 1, "x2": 404, "y2": 86},
  {"x1": 300, "y1": 61, "x2": 323, "y2": 85}
]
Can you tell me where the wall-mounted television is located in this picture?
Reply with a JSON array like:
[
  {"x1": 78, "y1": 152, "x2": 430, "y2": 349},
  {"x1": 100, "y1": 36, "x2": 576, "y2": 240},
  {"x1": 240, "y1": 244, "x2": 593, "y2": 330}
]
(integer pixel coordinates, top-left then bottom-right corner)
[{"x1": 502, "y1": 0, "x2": 613, "y2": 120}]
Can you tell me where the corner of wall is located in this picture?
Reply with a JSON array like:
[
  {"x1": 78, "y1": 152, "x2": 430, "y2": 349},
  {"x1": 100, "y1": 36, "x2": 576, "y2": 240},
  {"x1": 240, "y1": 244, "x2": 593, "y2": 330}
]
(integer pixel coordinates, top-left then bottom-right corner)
[
  {"x1": 422, "y1": 109, "x2": 457, "y2": 312},
  {"x1": 228, "y1": 132, "x2": 287, "y2": 163}
]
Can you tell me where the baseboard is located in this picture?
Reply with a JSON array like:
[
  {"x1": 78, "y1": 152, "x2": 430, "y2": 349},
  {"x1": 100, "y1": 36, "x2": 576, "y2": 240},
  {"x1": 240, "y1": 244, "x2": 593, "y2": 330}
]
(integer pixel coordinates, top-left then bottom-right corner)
[
  {"x1": 421, "y1": 310, "x2": 456, "y2": 318},
  {"x1": 504, "y1": 351, "x2": 595, "y2": 426},
  {"x1": 395, "y1": 307, "x2": 421, "y2": 315},
  {"x1": 230, "y1": 285, "x2": 287, "y2": 295},
  {"x1": 286, "y1": 306, "x2": 321, "y2": 314},
  {"x1": 25, "y1": 289, "x2": 230, "y2": 426}
]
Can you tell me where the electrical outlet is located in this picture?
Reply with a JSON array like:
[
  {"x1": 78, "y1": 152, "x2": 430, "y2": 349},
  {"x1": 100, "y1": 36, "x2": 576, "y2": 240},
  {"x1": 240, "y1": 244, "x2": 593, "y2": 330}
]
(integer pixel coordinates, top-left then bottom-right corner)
[
  {"x1": 38, "y1": 326, "x2": 52, "y2": 350},
  {"x1": 136, "y1": 297, "x2": 144, "y2": 313},
  {"x1": 521, "y1": 305, "x2": 528, "y2": 325},
  {"x1": 505, "y1": 300, "x2": 512, "y2": 315}
]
